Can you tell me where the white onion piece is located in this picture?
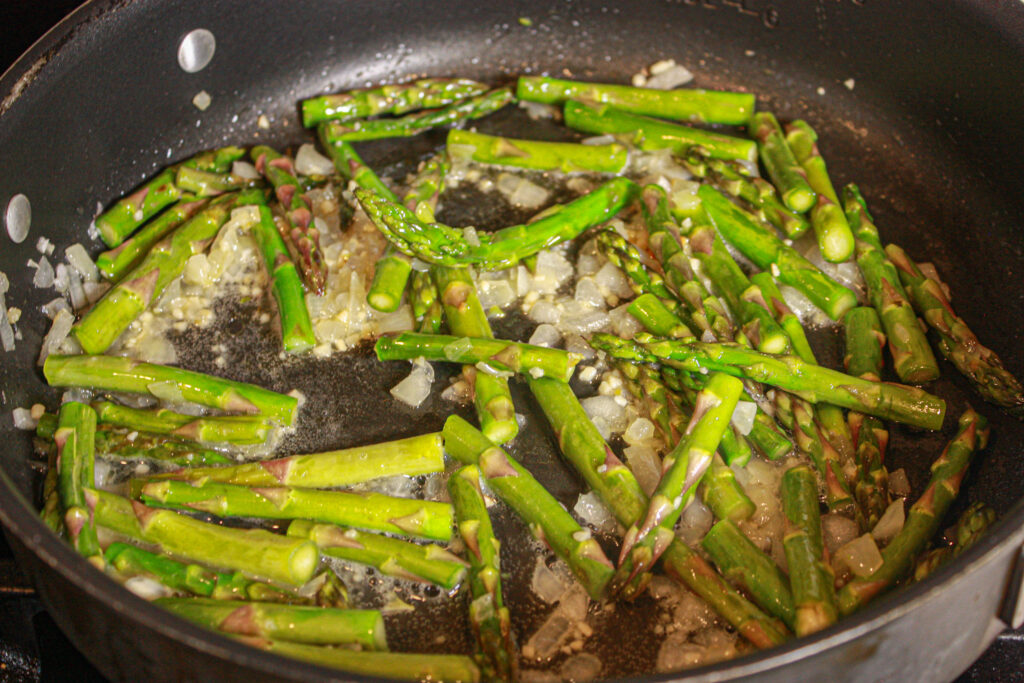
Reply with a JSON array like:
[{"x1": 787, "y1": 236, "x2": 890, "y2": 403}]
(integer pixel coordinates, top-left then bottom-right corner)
[
  {"x1": 623, "y1": 444, "x2": 662, "y2": 497},
  {"x1": 888, "y1": 468, "x2": 912, "y2": 498},
  {"x1": 518, "y1": 99, "x2": 559, "y2": 120},
  {"x1": 608, "y1": 304, "x2": 642, "y2": 339},
  {"x1": 645, "y1": 63, "x2": 694, "y2": 90},
  {"x1": 124, "y1": 576, "x2": 173, "y2": 601},
  {"x1": 528, "y1": 323, "x2": 561, "y2": 348},
  {"x1": 835, "y1": 533, "x2": 884, "y2": 578},
  {"x1": 581, "y1": 134, "x2": 617, "y2": 146},
  {"x1": 52, "y1": 263, "x2": 69, "y2": 294},
  {"x1": 573, "y1": 491, "x2": 618, "y2": 534},
  {"x1": 390, "y1": 357, "x2": 434, "y2": 408},
  {"x1": 527, "y1": 300, "x2": 560, "y2": 324},
  {"x1": 581, "y1": 395, "x2": 629, "y2": 435},
  {"x1": 478, "y1": 279, "x2": 515, "y2": 310},
  {"x1": 872, "y1": 498, "x2": 906, "y2": 545},
  {"x1": 560, "y1": 653, "x2": 602, "y2": 683},
  {"x1": 294, "y1": 143, "x2": 335, "y2": 176},
  {"x1": 574, "y1": 277, "x2": 605, "y2": 309},
  {"x1": 525, "y1": 613, "x2": 573, "y2": 661},
  {"x1": 0, "y1": 284, "x2": 13, "y2": 351},
  {"x1": 37, "y1": 309, "x2": 74, "y2": 366},
  {"x1": 12, "y1": 408, "x2": 36, "y2": 430},
  {"x1": 593, "y1": 261, "x2": 634, "y2": 300},
  {"x1": 534, "y1": 251, "x2": 573, "y2": 287},
  {"x1": 65, "y1": 243, "x2": 100, "y2": 282},
  {"x1": 32, "y1": 256, "x2": 54, "y2": 288},
  {"x1": 66, "y1": 266, "x2": 87, "y2": 311},
  {"x1": 821, "y1": 512, "x2": 861, "y2": 556},
  {"x1": 531, "y1": 557, "x2": 567, "y2": 603},
  {"x1": 623, "y1": 417, "x2": 655, "y2": 445},
  {"x1": 232, "y1": 160, "x2": 260, "y2": 179},
  {"x1": 730, "y1": 401, "x2": 757, "y2": 435}
]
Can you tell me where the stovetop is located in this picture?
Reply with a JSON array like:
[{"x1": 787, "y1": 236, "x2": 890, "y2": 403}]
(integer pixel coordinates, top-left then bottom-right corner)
[{"x1": 0, "y1": 2, "x2": 1021, "y2": 682}]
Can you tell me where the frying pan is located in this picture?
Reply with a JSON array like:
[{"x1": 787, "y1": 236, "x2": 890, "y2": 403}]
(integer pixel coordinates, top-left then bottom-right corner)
[{"x1": 1, "y1": 1, "x2": 1023, "y2": 681}]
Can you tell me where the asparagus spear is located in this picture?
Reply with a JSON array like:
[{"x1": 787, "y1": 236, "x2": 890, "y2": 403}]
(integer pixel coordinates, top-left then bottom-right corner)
[
  {"x1": 251, "y1": 202, "x2": 317, "y2": 353},
  {"x1": 443, "y1": 416, "x2": 614, "y2": 600},
  {"x1": 320, "y1": 88, "x2": 514, "y2": 142},
  {"x1": 175, "y1": 166, "x2": 263, "y2": 197},
  {"x1": 447, "y1": 128, "x2": 627, "y2": 174},
  {"x1": 516, "y1": 76, "x2": 756, "y2": 125},
  {"x1": 688, "y1": 225, "x2": 790, "y2": 354},
  {"x1": 887, "y1": 243, "x2": 1024, "y2": 415},
  {"x1": 41, "y1": 441, "x2": 62, "y2": 534},
  {"x1": 837, "y1": 409, "x2": 990, "y2": 614},
  {"x1": 92, "y1": 401, "x2": 272, "y2": 445},
  {"x1": 94, "y1": 428, "x2": 232, "y2": 466},
  {"x1": 448, "y1": 466, "x2": 517, "y2": 682},
  {"x1": 355, "y1": 176, "x2": 638, "y2": 269},
  {"x1": 43, "y1": 354, "x2": 299, "y2": 425},
  {"x1": 251, "y1": 146, "x2": 327, "y2": 294},
  {"x1": 912, "y1": 502, "x2": 997, "y2": 581},
  {"x1": 240, "y1": 637, "x2": 481, "y2": 682},
  {"x1": 287, "y1": 520, "x2": 467, "y2": 589},
  {"x1": 627, "y1": 293, "x2": 694, "y2": 340},
  {"x1": 411, "y1": 270, "x2": 444, "y2": 333},
  {"x1": 376, "y1": 332, "x2": 580, "y2": 382},
  {"x1": 433, "y1": 267, "x2": 518, "y2": 444},
  {"x1": 74, "y1": 192, "x2": 243, "y2": 354},
  {"x1": 105, "y1": 542, "x2": 301, "y2": 603},
  {"x1": 146, "y1": 432, "x2": 444, "y2": 488},
  {"x1": 563, "y1": 100, "x2": 757, "y2": 163},
  {"x1": 842, "y1": 184, "x2": 939, "y2": 383},
  {"x1": 703, "y1": 518, "x2": 797, "y2": 630},
  {"x1": 88, "y1": 489, "x2": 318, "y2": 586},
  {"x1": 138, "y1": 480, "x2": 454, "y2": 541},
  {"x1": 749, "y1": 112, "x2": 816, "y2": 213},
  {"x1": 55, "y1": 402, "x2": 103, "y2": 565},
  {"x1": 302, "y1": 77, "x2": 490, "y2": 127},
  {"x1": 588, "y1": 333, "x2": 947, "y2": 430},
  {"x1": 702, "y1": 453, "x2": 757, "y2": 522},
  {"x1": 611, "y1": 373, "x2": 743, "y2": 598},
  {"x1": 155, "y1": 598, "x2": 386, "y2": 649},
  {"x1": 844, "y1": 306, "x2": 891, "y2": 529},
  {"x1": 781, "y1": 465, "x2": 838, "y2": 636},
  {"x1": 95, "y1": 197, "x2": 208, "y2": 282}
]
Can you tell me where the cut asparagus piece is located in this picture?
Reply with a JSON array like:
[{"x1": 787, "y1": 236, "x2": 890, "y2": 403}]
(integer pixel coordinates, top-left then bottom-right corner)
[
  {"x1": 517, "y1": 76, "x2": 755, "y2": 125},
  {"x1": 94, "y1": 427, "x2": 232, "y2": 466},
  {"x1": 443, "y1": 416, "x2": 614, "y2": 600},
  {"x1": 447, "y1": 128, "x2": 627, "y2": 174},
  {"x1": 376, "y1": 332, "x2": 580, "y2": 382},
  {"x1": 302, "y1": 78, "x2": 490, "y2": 126},
  {"x1": 95, "y1": 168, "x2": 182, "y2": 248},
  {"x1": 74, "y1": 193, "x2": 241, "y2": 354},
  {"x1": 703, "y1": 518, "x2": 797, "y2": 630},
  {"x1": 287, "y1": 520, "x2": 467, "y2": 589},
  {"x1": 367, "y1": 253, "x2": 413, "y2": 313},
  {"x1": 146, "y1": 432, "x2": 444, "y2": 488},
  {"x1": 433, "y1": 266, "x2": 518, "y2": 444},
  {"x1": 175, "y1": 166, "x2": 263, "y2": 197},
  {"x1": 96, "y1": 197, "x2": 208, "y2": 282},
  {"x1": 781, "y1": 465, "x2": 838, "y2": 636},
  {"x1": 627, "y1": 293, "x2": 694, "y2": 340},
  {"x1": 842, "y1": 184, "x2": 939, "y2": 383},
  {"x1": 55, "y1": 402, "x2": 102, "y2": 565},
  {"x1": 588, "y1": 333, "x2": 946, "y2": 430},
  {"x1": 700, "y1": 185, "x2": 857, "y2": 320},
  {"x1": 320, "y1": 89, "x2": 514, "y2": 142},
  {"x1": 155, "y1": 598, "x2": 386, "y2": 649},
  {"x1": 887, "y1": 243, "x2": 1024, "y2": 416},
  {"x1": 702, "y1": 453, "x2": 756, "y2": 523},
  {"x1": 448, "y1": 466, "x2": 517, "y2": 682},
  {"x1": 411, "y1": 270, "x2": 444, "y2": 333},
  {"x1": 88, "y1": 489, "x2": 318, "y2": 586},
  {"x1": 43, "y1": 354, "x2": 299, "y2": 425},
  {"x1": 912, "y1": 502, "x2": 997, "y2": 582},
  {"x1": 837, "y1": 409, "x2": 989, "y2": 614},
  {"x1": 563, "y1": 100, "x2": 757, "y2": 163},
  {"x1": 92, "y1": 401, "x2": 272, "y2": 445},
  {"x1": 240, "y1": 637, "x2": 481, "y2": 682},
  {"x1": 611, "y1": 373, "x2": 743, "y2": 598},
  {"x1": 41, "y1": 441, "x2": 62, "y2": 534},
  {"x1": 749, "y1": 112, "x2": 816, "y2": 213},
  {"x1": 139, "y1": 480, "x2": 454, "y2": 541}
]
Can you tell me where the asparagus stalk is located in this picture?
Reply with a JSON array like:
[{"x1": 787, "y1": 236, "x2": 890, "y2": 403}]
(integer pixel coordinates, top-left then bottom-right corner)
[
  {"x1": 175, "y1": 166, "x2": 263, "y2": 197},
  {"x1": 302, "y1": 78, "x2": 490, "y2": 127},
  {"x1": 516, "y1": 76, "x2": 756, "y2": 125},
  {"x1": 55, "y1": 402, "x2": 102, "y2": 565},
  {"x1": 887, "y1": 243, "x2": 1024, "y2": 415},
  {"x1": 588, "y1": 333, "x2": 946, "y2": 430},
  {"x1": 88, "y1": 489, "x2": 318, "y2": 586},
  {"x1": 252, "y1": 202, "x2": 317, "y2": 353},
  {"x1": 627, "y1": 293, "x2": 694, "y2": 340},
  {"x1": 844, "y1": 306, "x2": 891, "y2": 529},
  {"x1": 448, "y1": 466, "x2": 517, "y2": 682},
  {"x1": 783, "y1": 121, "x2": 854, "y2": 262},
  {"x1": 146, "y1": 432, "x2": 444, "y2": 488},
  {"x1": 287, "y1": 520, "x2": 467, "y2": 589},
  {"x1": 700, "y1": 185, "x2": 857, "y2": 320},
  {"x1": 319, "y1": 137, "x2": 399, "y2": 202},
  {"x1": 842, "y1": 184, "x2": 939, "y2": 383},
  {"x1": 611, "y1": 373, "x2": 743, "y2": 598},
  {"x1": 95, "y1": 197, "x2": 208, "y2": 282},
  {"x1": 433, "y1": 267, "x2": 518, "y2": 444},
  {"x1": 355, "y1": 176, "x2": 638, "y2": 269},
  {"x1": 74, "y1": 193, "x2": 242, "y2": 354},
  {"x1": 252, "y1": 146, "x2": 327, "y2": 295},
  {"x1": 41, "y1": 441, "x2": 62, "y2": 534},
  {"x1": 411, "y1": 270, "x2": 444, "y2": 333},
  {"x1": 94, "y1": 428, "x2": 232, "y2": 466},
  {"x1": 912, "y1": 502, "x2": 997, "y2": 581},
  {"x1": 92, "y1": 401, "x2": 272, "y2": 445},
  {"x1": 105, "y1": 542, "x2": 301, "y2": 602},
  {"x1": 749, "y1": 112, "x2": 816, "y2": 213},
  {"x1": 837, "y1": 409, "x2": 990, "y2": 614},
  {"x1": 563, "y1": 100, "x2": 757, "y2": 163},
  {"x1": 320, "y1": 89, "x2": 514, "y2": 142},
  {"x1": 702, "y1": 453, "x2": 756, "y2": 522},
  {"x1": 43, "y1": 354, "x2": 299, "y2": 425},
  {"x1": 376, "y1": 332, "x2": 580, "y2": 382},
  {"x1": 781, "y1": 465, "x2": 838, "y2": 636},
  {"x1": 240, "y1": 637, "x2": 481, "y2": 682},
  {"x1": 447, "y1": 128, "x2": 627, "y2": 174},
  {"x1": 139, "y1": 480, "x2": 453, "y2": 541},
  {"x1": 155, "y1": 598, "x2": 386, "y2": 649},
  {"x1": 443, "y1": 416, "x2": 614, "y2": 600},
  {"x1": 703, "y1": 518, "x2": 797, "y2": 630}
]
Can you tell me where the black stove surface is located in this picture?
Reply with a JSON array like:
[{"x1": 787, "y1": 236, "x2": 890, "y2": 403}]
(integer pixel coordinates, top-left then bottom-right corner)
[{"x1": 0, "y1": 2, "x2": 1021, "y2": 682}]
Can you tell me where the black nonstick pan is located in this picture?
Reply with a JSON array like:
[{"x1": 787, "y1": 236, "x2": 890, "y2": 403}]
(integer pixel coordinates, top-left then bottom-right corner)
[{"x1": 1, "y1": 1, "x2": 1023, "y2": 681}]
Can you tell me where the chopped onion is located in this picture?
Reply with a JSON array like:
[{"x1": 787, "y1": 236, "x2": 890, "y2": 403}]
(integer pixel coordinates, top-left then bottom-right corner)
[
  {"x1": 608, "y1": 303, "x2": 642, "y2": 339},
  {"x1": 478, "y1": 279, "x2": 515, "y2": 310},
  {"x1": 518, "y1": 99, "x2": 559, "y2": 120},
  {"x1": 528, "y1": 323, "x2": 561, "y2": 348},
  {"x1": 389, "y1": 357, "x2": 434, "y2": 408},
  {"x1": 573, "y1": 277, "x2": 605, "y2": 309},
  {"x1": 581, "y1": 134, "x2": 617, "y2": 146},
  {"x1": 531, "y1": 557, "x2": 567, "y2": 603},
  {"x1": 560, "y1": 653, "x2": 602, "y2": 683},
  {"x1": 525, "y1": 613, "x2": 573, "y2": 661},
  {"x1": 527, "y1": 300, "x2": 560, "y2": 324},
  {"x1": 623, "y1": 417, "x2": 655, "y2": 445},
  {"x1": 730, "y1": 401, "x2": 757, "y2": 435},
  {"x1": 0, "y1": 283, "x2": 13, "y2": 352},
  {"x1": 593, "y1": 261, "x2": 634, "y2": 300},
  {"x1": 872, "y1": 498, "x2": 905, "y2": 545},
  {"x1": 65, "y1": 243, "x2": 100, "y2": 282},
  {"x1": 821, "y1": 512, "x2": 860, "y2": 556},
  {"x1": 294, "y1": 143, "x2": 335, "y2": 176},
  {"x1": 581, "y1": 395, "x2": 629, "y2": 435},
  {"x1": 124, "y1": 576, "x2": 173, "y2": 600},
  {"x1": 232, "y1": 160, "x2": 260, "y2": 179},
  {"x1": 12, "y1": 407, "x2": 36, "y2": 430},
  {"x1": 888, "y1": 468, "x2": 911, "y2": 498},
  {"x1": 834, "y1": 533, "x2": 884, "y2": 578},
  {"x1": 66, "y1": 265, "x2": 87, "y2": 311},
  {"x1": 37, "y1": 309, "x2": 74, "y2": 365},
  {"x1": 534, "y1": 250, "x2": 573, "y2": 287},
  {"x1": 623, "y1": 444, "x2": 662, "y2": 496},
  {"x1": 32, "y1": 255, "x2": 54, "y2": 288},
  {"x1": 573, "y1": 491, "x2": 619, "y2": 534},
  {"x1": 645, "y1": 62, "x2": 694, "y2": 89}
]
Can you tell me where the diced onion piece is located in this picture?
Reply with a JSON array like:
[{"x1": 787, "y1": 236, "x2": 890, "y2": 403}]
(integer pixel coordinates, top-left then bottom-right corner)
[
  {"x1": 581, "y1": 134, "x2": 617, "y2": 146},
  {"x1": 32, "y1": 256, "x2": 54, "y2": 288},
  {"x1": 730, "y1": 401, "x2": 757, "y2": 435},
  {"x1": 623, "y1": 417, "x2": 655, "y2": 445},
  {"x1": 821, "y1": 512, "x2": 861, "y2": 556},
  {"x1": 232, "y1": 160, "x2": 260, "y2": 180},
  {"x1": 294, "y1": 143, "x2": 335, "y2": 176},
  {"x1": 390, "y1": 357, "x2": 434, "y2": 408},
  {"x1": 531, "y1": 557, "x2": 567, "y2": 603},
  {"x1": 191, "y1": 90, "x2": 211, "y2": 111},
  {"x1": 888, "y1": 468, "x2": 911, "y2": 498},
  {"x1": 560, "y1": 654, "x2": 602, "y2": 683},
  {"x1": 834, "y1": 533, "x2": 884, "y2": 578},
  {"x1": 528, "y1": 323, "x2": 561, "y2": 348},
  {"x1": 37, "y1": 309, "x2": 74, "y2": 365},
  {"x1": 12, "y1": 407, "x2": 36, "y2": 430},
  {"x1": 623, "y1": 444, "x2": 662, "y2": 497},
  {"x1": 871, "y1": 498, "x2": 905, "y2": 545},
  {"x1": 644, "y1": 61, "x2": 694, "y2": 89}
]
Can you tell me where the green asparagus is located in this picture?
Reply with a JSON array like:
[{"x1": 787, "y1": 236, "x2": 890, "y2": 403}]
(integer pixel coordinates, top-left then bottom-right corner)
[
  {"x1": 447, "y1": 128, "x2": 627, "y2": 174},
  {"x1": 55, "y1": 402, "x2": 102, "y2": 565}
]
